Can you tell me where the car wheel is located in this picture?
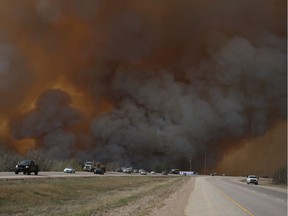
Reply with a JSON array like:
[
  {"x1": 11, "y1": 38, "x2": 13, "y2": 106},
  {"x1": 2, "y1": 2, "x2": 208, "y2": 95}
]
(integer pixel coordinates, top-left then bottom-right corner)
[
  {"x1": 23, "y1": 171, "x2": 26, "y2": 174},
  {"x1": 35, "y1": 171, "x2": 38, "y2": 175},
  {"x1": 15, "y1": 171, "x2": 19, "y2": 174}
]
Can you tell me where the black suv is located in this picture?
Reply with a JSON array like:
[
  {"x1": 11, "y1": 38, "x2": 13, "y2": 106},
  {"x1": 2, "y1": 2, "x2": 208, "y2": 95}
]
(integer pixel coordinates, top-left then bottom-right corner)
[
  {"x1": 15, "y1": 160, "x2": 39, "y2": 175},
  {"x1": 94, "y1": 167, "x2": 106, "y2": 175}
]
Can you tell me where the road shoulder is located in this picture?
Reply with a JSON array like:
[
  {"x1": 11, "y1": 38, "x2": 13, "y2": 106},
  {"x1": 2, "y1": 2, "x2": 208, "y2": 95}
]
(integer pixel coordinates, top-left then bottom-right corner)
[
  {"x1": 184, "y1": 176, "x2": 249, "y2": 216},
  {"x1": 149, "y1": 176, "x2": 196, "y2": 216}
]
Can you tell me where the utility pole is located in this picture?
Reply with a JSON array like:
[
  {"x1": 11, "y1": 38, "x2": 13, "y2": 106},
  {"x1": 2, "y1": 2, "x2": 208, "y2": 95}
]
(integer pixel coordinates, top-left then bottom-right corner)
[
  {"x1": 189, "y1": 159, "x2": 192, "y2": 172},
  {"x1": 204, "y1": 152, "x2": 207, "y2": 175}
]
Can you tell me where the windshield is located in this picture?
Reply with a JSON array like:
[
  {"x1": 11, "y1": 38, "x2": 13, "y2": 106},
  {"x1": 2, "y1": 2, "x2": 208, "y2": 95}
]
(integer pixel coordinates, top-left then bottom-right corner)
[{"x1": 19, "y1": 160, "x2": 32, "y2": 165}]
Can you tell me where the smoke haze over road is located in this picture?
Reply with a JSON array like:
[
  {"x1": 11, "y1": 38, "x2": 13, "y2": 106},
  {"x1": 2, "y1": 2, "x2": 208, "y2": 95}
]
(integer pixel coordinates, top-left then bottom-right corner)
[{"x1": 0, "y1": 0, "x2": 286, "y2": 173}]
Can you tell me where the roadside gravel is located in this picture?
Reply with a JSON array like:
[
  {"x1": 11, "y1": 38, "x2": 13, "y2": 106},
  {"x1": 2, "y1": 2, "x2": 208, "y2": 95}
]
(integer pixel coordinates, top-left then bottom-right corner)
[{"x1": 94, "y1": 176, "x2": 196, "y2": 216}]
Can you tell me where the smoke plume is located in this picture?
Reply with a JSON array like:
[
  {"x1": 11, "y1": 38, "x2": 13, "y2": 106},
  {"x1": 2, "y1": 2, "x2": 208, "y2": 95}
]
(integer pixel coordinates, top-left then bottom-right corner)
[{"x1": 0, "y1": 0, "x2": 286, "y2": 173}]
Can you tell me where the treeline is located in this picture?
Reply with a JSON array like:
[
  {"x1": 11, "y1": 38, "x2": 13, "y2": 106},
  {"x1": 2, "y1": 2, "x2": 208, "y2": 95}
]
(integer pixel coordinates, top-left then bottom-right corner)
[
  {"x1": 0, "y1": 149, "x2": 83, "y2": 172},
  {"x1": 272, "y1": 166, "x2": 287, "y2": 185},
  {"x1": 0, "y1": 150, "x2": 22, "y2": 172},
  {"x1": 0, "y1": 148, "x2": 170, "y2": 173},
  {"x1": 1, "y1": 149, "x2": 287, "y2": 186}
]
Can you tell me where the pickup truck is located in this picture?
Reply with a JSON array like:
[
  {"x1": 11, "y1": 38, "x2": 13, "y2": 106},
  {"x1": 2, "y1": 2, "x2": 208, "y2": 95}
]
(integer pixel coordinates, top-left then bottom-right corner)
[
  {"x1": 15, "y1": 160, "x2": 39, "y2": 175},
  {"x1": 246, "y1": 175, "x2": 258, "y2": 185},
  {"x1": 83, "y1": 161, "x2": 94, "y2": 172}
]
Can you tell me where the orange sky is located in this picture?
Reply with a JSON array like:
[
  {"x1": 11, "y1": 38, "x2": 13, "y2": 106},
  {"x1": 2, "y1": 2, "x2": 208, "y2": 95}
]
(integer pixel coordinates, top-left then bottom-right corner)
[{"x1": 0, "y1": 0, "x2": 286, "y2": 171}]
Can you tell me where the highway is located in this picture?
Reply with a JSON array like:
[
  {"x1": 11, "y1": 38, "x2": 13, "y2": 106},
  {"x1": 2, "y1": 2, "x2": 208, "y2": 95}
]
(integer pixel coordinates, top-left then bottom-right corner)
[
  {"x1": 185, "y1": 176, "x2": 287, "y2": 216},
  {"x1": 1, "y1": 172, "x2": 286, "y2": 216},
  {"x1": 0, "y1": 171, "x2": 104, "y2": 179},
  {"x1": 0, "y1": 171, "x2": 165, "y2": 179}
]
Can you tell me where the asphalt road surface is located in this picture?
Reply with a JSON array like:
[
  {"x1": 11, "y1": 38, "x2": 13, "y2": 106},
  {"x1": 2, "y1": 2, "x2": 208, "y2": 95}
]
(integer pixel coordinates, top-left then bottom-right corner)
[
  {"x1": 0, "y1": 171, "x2": 162, "y2": 179},
  {"x1": 185, "y1": 176, "x2": 287, "y2": 216},
  {"x1": 0, "y1": 171, "x2": 104, "y2": 179}
]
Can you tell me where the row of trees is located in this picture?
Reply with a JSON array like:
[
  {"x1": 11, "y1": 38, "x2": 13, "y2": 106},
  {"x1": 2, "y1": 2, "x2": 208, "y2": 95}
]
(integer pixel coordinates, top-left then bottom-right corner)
[
  {"x1": 0, "y1": 149, "x2": 286, "y2": 185},
  {"x1": 0, "y1": 149, "x2": 83, "y2": 172},
  {"x1": 0, "y1": 148, "x2": 171, "y2": 173},
  {"x1": 272, "y1": 166, "x2": 287, "y2": 184}
]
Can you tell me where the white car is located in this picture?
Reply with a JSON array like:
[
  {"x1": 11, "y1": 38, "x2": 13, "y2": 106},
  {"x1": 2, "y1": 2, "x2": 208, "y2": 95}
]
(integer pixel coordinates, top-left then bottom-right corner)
[
  {"x1": 140, "y1": 170, "x2": 147, "y2": 175},
  {"x1": 247, "y1": 175, "x2": 258, "y2": 185},
  {"x1": 64, "y1": 168, "x2": 75, "y2": 173},
  {"x1": 123, "y1": 168, "x2": 132, "y2": 173}
]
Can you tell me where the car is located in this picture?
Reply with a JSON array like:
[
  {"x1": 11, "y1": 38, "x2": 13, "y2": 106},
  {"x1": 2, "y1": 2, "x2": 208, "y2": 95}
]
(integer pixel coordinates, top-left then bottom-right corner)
[
  {"x1": 169, "y1": 169, "x2": 180, "y2": 174},
  {"x1": 116, "y1": 168, "x2": 123, "y2": 172},
  {"x1": 140, "y1": 170, "x2": 147, "y2": 175},
  {"x1": 140, "y1": 171, "x2": 147, "y2": 175},
  {"x1": 94, "y1": 167, "x2": 106, "y2": 175},
  {"x1": 247, "y1": 175, "x2": 258, "y2": 185},
  {"x1": 123, "y1": 168, "x2": 132, "y2": 174},
  {"x1": 162, "y1": 171, "x2": 168, "y2": 175},
  {"x1": 15, "y1": 160, "x2": 39, "y2": 175},
  {"x1": 64, "y1": 167, "x2": 75, "y2": 173}
]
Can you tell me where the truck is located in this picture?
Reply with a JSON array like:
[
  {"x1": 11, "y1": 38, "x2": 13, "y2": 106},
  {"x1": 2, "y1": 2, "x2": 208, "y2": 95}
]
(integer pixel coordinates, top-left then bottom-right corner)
[
  {"x1": 83, "y1": 161, "x2": 95, "y2": 172},
  {"x1": 15, "y1": 160, "x2": 39, "y2": 175},
  {"x1": 83, "y1": 161, "x2": 106, "y2": 174},
  {"x1": 93, "y1": 162, "x2": 106, "y2": 175}
]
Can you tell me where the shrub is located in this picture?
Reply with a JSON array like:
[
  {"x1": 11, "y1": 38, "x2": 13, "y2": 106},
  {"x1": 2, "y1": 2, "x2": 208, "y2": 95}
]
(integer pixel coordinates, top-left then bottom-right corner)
[{"x1": 272, "y1": 166, "x2": 287, "y2": 184}]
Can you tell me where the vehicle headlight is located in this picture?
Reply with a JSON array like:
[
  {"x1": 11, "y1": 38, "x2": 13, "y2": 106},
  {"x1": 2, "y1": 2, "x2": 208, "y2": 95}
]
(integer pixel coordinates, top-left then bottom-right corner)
[
  {"x1": 25, "y1": 166, "x2": 29, "y2": 168},
  {"x1": 15, "y1": 165, "x2": 18, "y2": 168}
]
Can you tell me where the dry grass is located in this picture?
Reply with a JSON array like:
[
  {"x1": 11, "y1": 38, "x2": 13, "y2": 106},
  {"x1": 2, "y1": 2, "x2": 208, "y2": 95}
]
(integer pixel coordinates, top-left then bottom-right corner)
[
  {"x1": 258, "y1": 178, "x2": 287, "y2": 189},
  {"x1": 0, "y1": 176, "x2": 190, "y2": 216}
]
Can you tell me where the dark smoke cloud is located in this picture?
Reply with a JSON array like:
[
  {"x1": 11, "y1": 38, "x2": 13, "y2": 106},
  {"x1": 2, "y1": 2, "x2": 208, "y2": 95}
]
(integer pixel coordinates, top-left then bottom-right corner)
[
  {"x1": 0, "y1": 0, "x2": 286, "y2": 172},
  {"x1": 12, "y1": 89, "x2": 82, "y2": 159}
]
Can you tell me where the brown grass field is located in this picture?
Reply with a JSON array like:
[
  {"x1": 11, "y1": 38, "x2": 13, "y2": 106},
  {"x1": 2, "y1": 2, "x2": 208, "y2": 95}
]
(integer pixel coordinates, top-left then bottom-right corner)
[{"x1": 0, "y1": 175, "x2": 190, "y2": 216}]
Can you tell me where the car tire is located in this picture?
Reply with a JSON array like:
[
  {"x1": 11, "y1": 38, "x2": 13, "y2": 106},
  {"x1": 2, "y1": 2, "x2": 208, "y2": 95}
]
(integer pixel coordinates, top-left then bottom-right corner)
[
  {"x1": 35, "y1": 171, "x2": 38, "y2": 175},
  {"x1": 15, "y1": 171, "x2": 19, "y2": 174}
]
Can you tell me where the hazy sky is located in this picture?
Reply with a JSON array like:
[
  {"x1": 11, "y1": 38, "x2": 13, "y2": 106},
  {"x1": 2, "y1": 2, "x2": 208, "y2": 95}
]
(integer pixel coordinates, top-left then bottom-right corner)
[{"x1": 0, "y1": 0, "x2": 286, "y2": 173}]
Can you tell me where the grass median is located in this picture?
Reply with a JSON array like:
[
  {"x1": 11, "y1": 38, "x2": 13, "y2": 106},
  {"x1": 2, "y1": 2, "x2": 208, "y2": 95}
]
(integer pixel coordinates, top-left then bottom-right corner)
[{"x1": 0, "y1": 175, "x2": 190, "y2": 216}]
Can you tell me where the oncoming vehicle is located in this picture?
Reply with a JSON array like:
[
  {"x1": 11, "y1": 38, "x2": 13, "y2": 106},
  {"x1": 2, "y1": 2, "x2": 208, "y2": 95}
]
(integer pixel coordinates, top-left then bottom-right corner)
[
  {"x1": 169, "y1": 169, "x2": 180, "y2": 174},
  {"x1": 140, "y1": 171, "x2": 147, "y2": 175},
  {"x1": 94, "y1": 167, "x2": 106, "y2": 175},
  {"x1": 15, "y1": 160, "x2": 39, "y2": 175},
  {"x1": 123, "y1": 168, "x2": 132, "y2": 174},
  {"x1": 247, "y1": 175, "x2": 259, "y2": 185},
  {"x1": 64, "y1": 168, "x2": 75, "y2": 173},
  {"x1": 162, "y1": 170, "x2": 168, "y2": 175},
  {"x1": 140, "y1": 169, "x2": 147, "y2": 175},
  {"x1": 83, "y1": 161, "x2": 94, "y2": 172}
]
